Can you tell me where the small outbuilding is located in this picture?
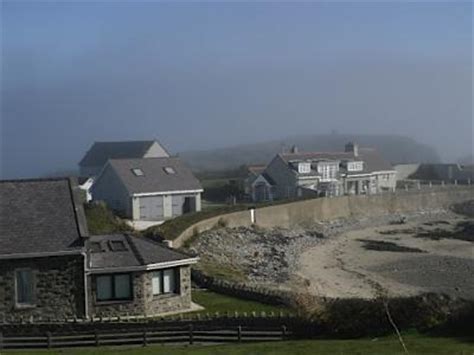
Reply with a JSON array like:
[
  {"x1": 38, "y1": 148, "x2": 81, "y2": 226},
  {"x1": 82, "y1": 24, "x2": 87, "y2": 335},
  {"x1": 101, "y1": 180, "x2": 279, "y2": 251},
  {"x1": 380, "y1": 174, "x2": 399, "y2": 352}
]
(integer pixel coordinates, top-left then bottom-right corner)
[{"x1": 91, "y1": 157, "x2": 203, "y2": 221}]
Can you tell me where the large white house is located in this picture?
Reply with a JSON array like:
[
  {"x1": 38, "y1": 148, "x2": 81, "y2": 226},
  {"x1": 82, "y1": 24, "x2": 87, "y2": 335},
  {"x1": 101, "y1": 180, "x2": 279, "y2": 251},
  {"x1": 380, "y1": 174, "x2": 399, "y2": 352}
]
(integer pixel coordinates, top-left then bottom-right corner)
[{"x1": 250, "y1": 142, "x2": 397, "y2": 202}]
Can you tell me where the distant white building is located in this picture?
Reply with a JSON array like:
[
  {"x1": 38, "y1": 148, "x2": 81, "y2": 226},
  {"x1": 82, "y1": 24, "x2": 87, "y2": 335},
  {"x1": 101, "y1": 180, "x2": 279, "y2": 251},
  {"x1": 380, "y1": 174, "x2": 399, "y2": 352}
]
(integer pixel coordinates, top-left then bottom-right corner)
[{"x1": 250, "y1": 142, "x2": 397, "y2": 202}]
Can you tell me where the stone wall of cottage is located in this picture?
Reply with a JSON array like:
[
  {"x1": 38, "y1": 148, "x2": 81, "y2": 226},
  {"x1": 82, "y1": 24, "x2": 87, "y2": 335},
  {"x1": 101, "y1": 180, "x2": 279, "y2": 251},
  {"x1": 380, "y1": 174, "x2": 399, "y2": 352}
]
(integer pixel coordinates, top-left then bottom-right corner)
[
  {"x1": 89, "y1": 266, "x2": 192, "y2": 318},
  {"x1": 0, "y1": 255, "x2": 85, "y2": 323},
  {"x1": 143, "y1": 266, "x2": 192, "y2": 316}
]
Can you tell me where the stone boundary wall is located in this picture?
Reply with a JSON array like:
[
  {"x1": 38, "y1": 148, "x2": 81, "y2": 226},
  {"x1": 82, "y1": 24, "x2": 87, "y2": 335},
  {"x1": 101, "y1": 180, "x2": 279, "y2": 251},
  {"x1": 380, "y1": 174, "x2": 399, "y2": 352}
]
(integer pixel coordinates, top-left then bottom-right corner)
[
  {"x1": 191, "y1": 270, "x2": 295, "y2": 307},
  {"x1": 172, "y1": 186, "x2": 474, "y2": 248}
]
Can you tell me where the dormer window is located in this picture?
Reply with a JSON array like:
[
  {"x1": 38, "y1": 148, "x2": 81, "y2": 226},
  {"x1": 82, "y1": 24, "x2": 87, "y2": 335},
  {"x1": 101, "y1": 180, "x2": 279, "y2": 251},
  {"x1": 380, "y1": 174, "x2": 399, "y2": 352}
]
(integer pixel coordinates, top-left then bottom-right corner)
[
  {"x1": 163, "y1": 167, "x2": 176, "y2": 175},
  {"x1": 131, "y1": 168, "x2": 144, "y2": 176},
  {"x1": 298, "y1": 162, "x2": 311, "y2": 174}
]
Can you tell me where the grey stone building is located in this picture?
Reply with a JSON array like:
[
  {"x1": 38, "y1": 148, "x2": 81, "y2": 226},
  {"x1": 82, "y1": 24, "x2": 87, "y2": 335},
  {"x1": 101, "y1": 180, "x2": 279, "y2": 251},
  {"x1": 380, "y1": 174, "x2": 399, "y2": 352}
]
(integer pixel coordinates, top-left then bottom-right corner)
[
  {"x1": 91, "y1": 157, "x2": 203, "y2": 221},
  {"x1": 250, "y1": 142, "x2": 397, "y2": 202},
  {"x1": 0, "y1": 178, "x2": 198, "y2": 323},
  {"x1": 0, "y1": 178, "x2": 89, "y2": 322}
]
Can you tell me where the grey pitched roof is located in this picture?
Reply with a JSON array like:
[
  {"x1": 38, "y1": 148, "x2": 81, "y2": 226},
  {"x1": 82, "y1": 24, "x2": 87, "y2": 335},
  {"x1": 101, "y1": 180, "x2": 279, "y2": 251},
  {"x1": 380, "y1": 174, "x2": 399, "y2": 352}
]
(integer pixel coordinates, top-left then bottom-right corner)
[
  {"x1": 0, "y1": 178, "x2": 88, "y2": 257},
  {"x1": 280, "y1": 148, "x2": 393, "y2": 174},
  {"x1": 89, "y1": 234, "x2": 195, "y2": 269},
  {"x1": 79, "y1": 140, "x2": 167, "y2": 167},
  {"x1": 104, "y1": 157, "x2": 202, "y2": 194}
]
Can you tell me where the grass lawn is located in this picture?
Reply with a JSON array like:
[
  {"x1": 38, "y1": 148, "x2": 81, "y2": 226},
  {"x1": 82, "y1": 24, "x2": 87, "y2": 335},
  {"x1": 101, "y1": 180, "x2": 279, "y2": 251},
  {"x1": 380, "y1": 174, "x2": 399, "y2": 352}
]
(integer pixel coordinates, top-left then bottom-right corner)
[
  {"x1": 7, "y1": 333, "x2": 474, "y2": 354},
  {"x1": 191, "y1": 289, "x2": 290, "y2": 316}
]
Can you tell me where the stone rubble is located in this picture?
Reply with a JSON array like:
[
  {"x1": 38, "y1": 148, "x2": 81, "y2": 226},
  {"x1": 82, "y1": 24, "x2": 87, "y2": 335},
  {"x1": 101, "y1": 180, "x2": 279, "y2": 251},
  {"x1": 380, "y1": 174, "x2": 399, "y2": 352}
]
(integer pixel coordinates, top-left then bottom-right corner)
[{"x1": 188, "y1": 209, "x2": 459, "y2": 287}]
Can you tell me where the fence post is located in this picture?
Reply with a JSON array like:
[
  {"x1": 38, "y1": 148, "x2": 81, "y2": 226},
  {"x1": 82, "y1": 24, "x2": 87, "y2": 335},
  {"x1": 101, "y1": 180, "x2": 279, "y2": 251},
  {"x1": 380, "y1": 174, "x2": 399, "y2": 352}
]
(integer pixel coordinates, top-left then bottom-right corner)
[
  {"x1": 281, "y1": 325, "x2": 287, "y2": 339},
  {"x1": 95, "y1": 330, "x2": 100, "y2": 347},
  {"x1": 237, "y1": 325, "x2": 242, "y2": 342},
  {"x1": 142, "y1": 330, "x2": 148, "y2": 347},
  {"x1": 46, "y1": 331, "x2": 52, "y2": 349},
  {"x1": 0, "y1": 331, "x2": 3, "y2": 350},
  {"x1": 189, "y1": 324, "x2": 194, "y2": 345}
]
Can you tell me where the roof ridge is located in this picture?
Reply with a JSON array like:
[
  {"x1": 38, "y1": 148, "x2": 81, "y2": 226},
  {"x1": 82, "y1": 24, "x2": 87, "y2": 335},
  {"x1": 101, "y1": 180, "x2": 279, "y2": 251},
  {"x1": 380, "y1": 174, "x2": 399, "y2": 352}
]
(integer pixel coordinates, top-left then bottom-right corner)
[
  {"x1": 109, "y1": 156, "x2": 179, "y2": 162},
  {"x1": 0, "y1": 176, "x2": 71, "y2": 184},
  {"x1": 124, "y1": 234, "x2": 146, "y2": 265}
]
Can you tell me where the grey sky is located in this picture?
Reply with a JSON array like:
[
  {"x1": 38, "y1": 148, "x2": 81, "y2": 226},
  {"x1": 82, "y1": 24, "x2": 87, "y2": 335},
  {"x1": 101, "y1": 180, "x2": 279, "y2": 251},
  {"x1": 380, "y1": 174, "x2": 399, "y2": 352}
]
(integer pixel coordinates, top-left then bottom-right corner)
[{"x1": 1, "y1": 1, "x2": 472, "y2": 178}]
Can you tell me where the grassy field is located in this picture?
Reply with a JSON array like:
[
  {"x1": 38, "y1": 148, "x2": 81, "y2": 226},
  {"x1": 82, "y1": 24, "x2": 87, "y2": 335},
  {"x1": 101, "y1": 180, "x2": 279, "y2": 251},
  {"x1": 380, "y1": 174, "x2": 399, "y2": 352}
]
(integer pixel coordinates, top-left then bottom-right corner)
[
  {"x1": 7, "y1": 332, "x2": 474, "y2": 354},
  {"x1": 191, "y1": 289, "x2": 290, "y2": 315}
]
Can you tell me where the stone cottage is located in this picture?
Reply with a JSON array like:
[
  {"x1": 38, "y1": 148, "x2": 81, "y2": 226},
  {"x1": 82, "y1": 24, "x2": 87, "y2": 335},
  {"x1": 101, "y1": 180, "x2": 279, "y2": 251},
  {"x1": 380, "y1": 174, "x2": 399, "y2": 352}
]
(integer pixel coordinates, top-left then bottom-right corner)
[{"x1": 0, "y1": 177, "x2": 198, "y2": 323}]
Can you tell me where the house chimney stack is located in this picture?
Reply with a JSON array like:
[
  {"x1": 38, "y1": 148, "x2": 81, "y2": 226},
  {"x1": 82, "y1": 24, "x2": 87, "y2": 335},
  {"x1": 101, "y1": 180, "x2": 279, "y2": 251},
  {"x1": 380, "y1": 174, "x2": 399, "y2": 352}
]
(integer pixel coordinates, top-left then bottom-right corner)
[
  {"x1": 345, "y1": 142, "x2": 359, "y2": 157},
  {"x1": 290, "y1": 145, "x2": 299, "y2": 154}
]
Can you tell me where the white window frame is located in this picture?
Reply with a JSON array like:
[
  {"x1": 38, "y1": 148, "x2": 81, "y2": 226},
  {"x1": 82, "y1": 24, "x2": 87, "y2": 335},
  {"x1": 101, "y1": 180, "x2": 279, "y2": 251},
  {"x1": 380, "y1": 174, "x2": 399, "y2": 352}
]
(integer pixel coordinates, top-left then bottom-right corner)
[{"x1": 152, "y1": 268, "x2": 180, "y2": 296}]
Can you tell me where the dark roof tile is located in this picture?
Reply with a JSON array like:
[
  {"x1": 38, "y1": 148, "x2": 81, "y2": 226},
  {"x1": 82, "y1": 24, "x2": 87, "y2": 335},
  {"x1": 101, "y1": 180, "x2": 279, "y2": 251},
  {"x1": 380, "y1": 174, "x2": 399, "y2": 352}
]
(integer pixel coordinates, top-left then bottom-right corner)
[{"x1": 0, "y1": 178, "x2": 87, "y2": 256}]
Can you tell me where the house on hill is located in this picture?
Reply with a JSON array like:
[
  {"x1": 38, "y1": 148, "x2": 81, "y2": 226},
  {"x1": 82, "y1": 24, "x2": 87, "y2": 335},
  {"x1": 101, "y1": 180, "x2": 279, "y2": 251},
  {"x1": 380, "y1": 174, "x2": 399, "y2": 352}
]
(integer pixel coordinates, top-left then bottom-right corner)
[
  {"x1": 0, "y1": 178, "x2": 199, "y2": 322},
  {"x1": 79, "y1": 140, "x2": 170, "y2": 178},
  {"x1": 91, "y1": 157, "x2": 203, "y2": 222},
  {"x1": 250, "y1": 142, "x2": 396, "y2": 201}
]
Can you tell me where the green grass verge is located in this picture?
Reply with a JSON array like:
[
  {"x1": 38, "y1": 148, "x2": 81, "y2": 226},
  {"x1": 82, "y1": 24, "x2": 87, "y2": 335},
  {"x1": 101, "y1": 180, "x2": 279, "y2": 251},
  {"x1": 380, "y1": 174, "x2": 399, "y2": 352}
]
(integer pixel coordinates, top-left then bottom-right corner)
[
  {"x1": 191, "y1": 289, "x2": 290, "y2": 315},
  {"x1": 143, "y1": 205, "x2": 250, "y2": 241},
  {"x1": 84, "y1": 203, "x2": 133, "y2": 235},
  {"x1": 194, "y1": 260, "x2": 248, "y2": 283},
  {"x1": 7, "y1": 332, "x2": 474, "y2": 354}
]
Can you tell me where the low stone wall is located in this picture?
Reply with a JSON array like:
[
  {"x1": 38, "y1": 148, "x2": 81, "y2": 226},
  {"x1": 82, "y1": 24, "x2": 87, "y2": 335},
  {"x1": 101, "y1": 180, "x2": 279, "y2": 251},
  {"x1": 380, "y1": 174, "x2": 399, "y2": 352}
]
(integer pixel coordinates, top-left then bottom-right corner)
[
  {"x1": 192, "y1": 270, "x2": 295, "y2": 307},
  {"x1": 172, "y1": 186, "x2": 474, "y2": 248}
]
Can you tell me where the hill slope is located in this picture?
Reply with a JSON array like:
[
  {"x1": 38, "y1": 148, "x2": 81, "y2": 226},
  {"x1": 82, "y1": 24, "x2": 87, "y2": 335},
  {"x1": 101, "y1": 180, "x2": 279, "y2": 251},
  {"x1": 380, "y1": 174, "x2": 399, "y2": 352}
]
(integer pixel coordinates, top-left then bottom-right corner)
[{"x1": 180, "y1": 134, "x2": 440, "y2": 172}]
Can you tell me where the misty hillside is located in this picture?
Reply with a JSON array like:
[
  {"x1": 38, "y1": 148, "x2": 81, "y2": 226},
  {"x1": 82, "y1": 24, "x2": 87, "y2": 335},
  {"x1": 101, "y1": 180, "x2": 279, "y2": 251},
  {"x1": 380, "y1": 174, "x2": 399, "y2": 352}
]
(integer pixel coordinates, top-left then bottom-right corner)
[{"x1": 180, "y1": 134, "x2": 440, "y2": 172}]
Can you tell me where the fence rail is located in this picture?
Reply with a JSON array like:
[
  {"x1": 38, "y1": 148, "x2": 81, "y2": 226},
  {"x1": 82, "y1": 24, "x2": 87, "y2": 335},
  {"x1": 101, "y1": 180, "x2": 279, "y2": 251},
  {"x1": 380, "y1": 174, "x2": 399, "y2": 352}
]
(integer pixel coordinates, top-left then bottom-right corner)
[{"x1": 0, "y1": 324, "x2": 291, "y2": 349}]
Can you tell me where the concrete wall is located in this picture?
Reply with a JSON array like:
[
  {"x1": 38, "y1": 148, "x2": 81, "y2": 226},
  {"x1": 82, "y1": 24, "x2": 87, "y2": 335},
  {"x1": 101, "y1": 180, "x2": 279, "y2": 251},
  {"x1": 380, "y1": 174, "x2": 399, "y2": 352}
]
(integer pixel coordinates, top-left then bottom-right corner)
[
  {"x1": 172, "y1": 186, "x2": 474, "y2": 248},
  {"x1": 0, "y1": 255, "x2": 85, "y2": 322}
]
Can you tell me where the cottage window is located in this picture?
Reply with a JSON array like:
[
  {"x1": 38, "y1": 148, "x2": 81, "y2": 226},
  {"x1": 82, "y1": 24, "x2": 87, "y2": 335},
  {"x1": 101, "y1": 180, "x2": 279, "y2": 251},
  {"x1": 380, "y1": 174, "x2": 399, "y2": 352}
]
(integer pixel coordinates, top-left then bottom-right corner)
[
  {"x1": 15, "y1": 269, "x2": 34, "y2": 306},
  {"x1": 152, "y1": 268, "x2": 179, "y2": 295},
  {"x1": 96, "y1": 274, "x2": 132, "y2": 301}
]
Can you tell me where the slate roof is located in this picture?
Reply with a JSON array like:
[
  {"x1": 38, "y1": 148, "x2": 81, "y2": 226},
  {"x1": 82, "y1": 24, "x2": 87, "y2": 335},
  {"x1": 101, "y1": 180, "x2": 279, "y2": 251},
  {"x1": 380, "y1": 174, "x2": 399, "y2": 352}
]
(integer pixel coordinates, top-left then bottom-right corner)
[
  {"x1": 89, "y1": 234, "x2": 196, "y2": 269},
  {"x1": 0, "y1": 178, "x2": 88, "y2": 257},
  {"x1": 101, "y1": 157, "x2": 203, "y2": 194},
  {"x1": 79, "y1": 140, "x2": 168, "y2": 168},
  {"x1": 280, "y1": 148, "x2": 394, "y2": 175}
]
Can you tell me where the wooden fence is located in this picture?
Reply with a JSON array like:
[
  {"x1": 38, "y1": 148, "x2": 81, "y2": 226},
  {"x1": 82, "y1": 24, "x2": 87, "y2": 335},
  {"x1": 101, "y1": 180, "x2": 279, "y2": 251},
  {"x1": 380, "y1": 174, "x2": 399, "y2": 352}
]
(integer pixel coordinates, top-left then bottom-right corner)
[{"x1": 0, "y1": 324, "x2": 291, "y2": 349}]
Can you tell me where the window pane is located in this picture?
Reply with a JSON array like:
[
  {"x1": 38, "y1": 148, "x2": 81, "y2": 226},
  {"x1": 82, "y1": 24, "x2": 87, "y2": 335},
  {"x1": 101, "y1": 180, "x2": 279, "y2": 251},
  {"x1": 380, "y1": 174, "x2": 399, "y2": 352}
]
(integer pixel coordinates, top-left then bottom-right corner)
[
  {"x1": 163, "y1": 269, "x2": 175, "y2": 293},
  {"x1": 152, "y1": 272, "x2": 161, "y2": 295},
  {"x1": 16, "y1": 270, "x2": 33, "y2": 304},
  {"x1": 114, "y1": 274, "x2": 131, "y2": 299},
  {"x1": 96, "y1": 276, "x2": 112, "y2": 301}
]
